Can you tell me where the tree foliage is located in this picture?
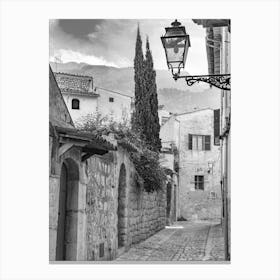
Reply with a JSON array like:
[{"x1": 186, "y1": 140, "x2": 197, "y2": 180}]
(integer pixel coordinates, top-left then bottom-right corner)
[
  {"x1": 132, "y1": 27, "x2": 161, "y2": 152},
  {"x1": 143, "y1": 38, "x2": 161, "y2": 152},
  {"x1": 77, "y1": 113, "x2": 166, "y2": 193}
]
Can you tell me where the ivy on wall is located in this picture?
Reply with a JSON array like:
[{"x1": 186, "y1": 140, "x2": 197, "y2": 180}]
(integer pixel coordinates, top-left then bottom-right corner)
[{"x1": 77, "y1": 113, "x2": 166, "y2": 193}]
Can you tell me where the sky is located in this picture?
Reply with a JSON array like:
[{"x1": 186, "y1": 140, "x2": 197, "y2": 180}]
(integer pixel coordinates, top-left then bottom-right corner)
[{"x1": 49, "y1": 19, "x2": 208, "y2": 74}]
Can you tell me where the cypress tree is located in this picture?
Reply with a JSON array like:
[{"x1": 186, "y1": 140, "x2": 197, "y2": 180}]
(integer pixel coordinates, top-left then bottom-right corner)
[
  {"x1": 132, "y1": 28, "x2": 161, "y2": 152},
  {"x1": 132, "y1": 25, "x2": 146, "y2": 138},
  {"x1": 143, "y1": 37, "x2": 161, "y2": 152}
]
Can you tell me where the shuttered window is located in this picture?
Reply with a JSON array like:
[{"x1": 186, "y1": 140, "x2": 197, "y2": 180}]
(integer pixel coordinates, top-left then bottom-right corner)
[
  {"x1": 205, "y1": 135, "x2": 211, "y2": 150},
  {"x1": 188, "y1": 134, "x2": 192, "y2": 150},
  {"x1": 214, "y1": 109, "x2": 220, "y2": 145},
  {"x1": 188, "y1": 134, "x2": 211, "y2": 151}
]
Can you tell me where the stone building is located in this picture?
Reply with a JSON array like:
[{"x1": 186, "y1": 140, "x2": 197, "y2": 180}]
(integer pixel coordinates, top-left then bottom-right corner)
[
  {"x1": 159, "y1": 114, "x2": 180, "y2": 225},
  {"x1": 95, "y1": 87, "x2": 133, "y2": 124},
  {"x1": 53, "y1": 71, "x2": 132, "y2": 125},
  {"x1": 49, "y1": 66, "x2": 166, "y2": 261},
  {"x1": 176, "y1": 109, "x2": 221, "y2": 221},
  {"x1": 193, "y1": 19, "x2": 231, "y2": 260},
  {"x1": 158, "y1": 105, "x2": 172, "y2": 126},
  {"x1": 160, "y1": 108, "x2": 222, "y2": 222},
  {"x1": 53, "y1": 72, "x2": 99, "y2": 124}
]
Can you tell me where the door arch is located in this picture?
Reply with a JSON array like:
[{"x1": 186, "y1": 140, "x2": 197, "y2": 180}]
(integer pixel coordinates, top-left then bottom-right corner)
[
  {"x1": 117, "y1": 163, "x2": 127, "y2": 248},
  {"x1": 56, "y1": 158, "x2": 79, "y2": 260}
]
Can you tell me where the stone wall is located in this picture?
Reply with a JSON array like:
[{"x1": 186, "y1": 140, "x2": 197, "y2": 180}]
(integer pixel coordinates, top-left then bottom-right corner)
[
  {"x1": 176, "y1": 109, "x2": 222, "y2": 221},
  {"x1": 49, "y1": 137, "x2": 167, "y2": 261},
  {"x1": 84, "y1": 147, "x2": 166, "y2": 260},
  {"x1": 49, "y1": 67, "x2": 74, "y2": 128},
  {"x1": 85, "y1": 153, "x2": 116, "y2": 260}
]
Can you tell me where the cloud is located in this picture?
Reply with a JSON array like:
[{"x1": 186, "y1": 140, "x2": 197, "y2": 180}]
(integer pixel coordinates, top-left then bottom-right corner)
[
  {"x1": 50, "y1": 49, "x2": 119, "y2": 67},
  {"x1": 49, "y1": 19, "x2": 208, "y2": 72}
]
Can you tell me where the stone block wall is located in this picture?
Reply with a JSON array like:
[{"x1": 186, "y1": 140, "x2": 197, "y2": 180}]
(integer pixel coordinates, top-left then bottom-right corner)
[
  {"x1": 180, "y1": 190, "x2": 221, "y2": 221},
  {"x1": 84, "y1": 147, "x2": 166, "y2": 260},
  {"x1": 128, "y1": 182, "x2": 166, "y2": 245},
  {"x1": 49, "y1": 139, "x2": 167, "y2": 261},
  {"x1": 85, "y1": 153, "x2": 117, "y2": 261},
  {"x1": 177, "y1": 109, "x2": 222, "y2": 221}
]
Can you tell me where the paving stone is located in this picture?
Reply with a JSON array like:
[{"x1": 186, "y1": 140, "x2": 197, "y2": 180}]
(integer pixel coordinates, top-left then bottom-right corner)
[{"x1": 115, "y1": 221, "x2": 225, "y2": 262}]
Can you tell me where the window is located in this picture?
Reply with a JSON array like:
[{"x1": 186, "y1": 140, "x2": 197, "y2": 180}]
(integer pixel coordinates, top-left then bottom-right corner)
[
  {"x1": 188, "y1": 134, "x2": 211, "y2": 151},
  {"x1": 194, "y1": 175, "x2": 204, "y2": 190},
  {"x1": 109, "y1": 97, "x2": 114, "y2": 102},
  {"x1": 72, "y1": 99, "x2": 80, "y2": 110},
  {"x1": 161, "y1": 116, "x2": 169, "y2": 126}
]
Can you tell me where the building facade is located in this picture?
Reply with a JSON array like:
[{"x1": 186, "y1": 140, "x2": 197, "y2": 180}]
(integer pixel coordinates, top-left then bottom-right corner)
[
  {"x1": 49, "y1": 66, "x2": 167, "y2": 261},
  {"x1": 193, "y1": 19, "x2": 231, "y2": 260},
  {"x1": 54, "y1": 72, "x2": 99, "y2": 125},
  {"x1": 158, "y1": 105, "x2": 172, "y2": 126},
  {"x1": 95, "y1": 87, "x2": 133, "y2": 124},
  {"x1": 176, "y1": 109, "x2": 221, "y2": 221},
  {"x1": 160, "y1": 108, "x2": 222, "y2": 222},
  {"x1": 54, "y1": 71, "x2": 132, "y2": 126}
]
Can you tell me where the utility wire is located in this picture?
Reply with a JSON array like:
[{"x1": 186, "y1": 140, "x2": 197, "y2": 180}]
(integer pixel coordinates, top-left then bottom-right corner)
[{"x1": 95, "y1": 86, "x2": 133, "y2": 99}]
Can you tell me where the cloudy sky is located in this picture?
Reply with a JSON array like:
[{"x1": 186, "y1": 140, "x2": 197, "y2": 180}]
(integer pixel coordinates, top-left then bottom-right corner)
[{"x1": 50, "y1": 19, "x2": 208, "y2": 74}]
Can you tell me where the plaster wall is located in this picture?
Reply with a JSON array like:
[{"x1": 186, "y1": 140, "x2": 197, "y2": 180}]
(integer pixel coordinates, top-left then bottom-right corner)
[
  {"x1": 176, "y1": 109, "x2": 222, "y2": 221},
  {"x1": 62, "y1": 93, "x2": 98, "y2": 125},
  {"x1": 160, "y1": 116, "x2": 180, "y2": 149},
  {"x1": 96, "y1": 88, "x2": 132, "y2": 123}
]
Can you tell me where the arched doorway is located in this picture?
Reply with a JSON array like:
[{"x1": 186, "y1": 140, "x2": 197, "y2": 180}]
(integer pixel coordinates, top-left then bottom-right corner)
[
  {"x1": 56, "y1": 158, "x2": 79, "y2": 260},
  {"x1": 117, "y1": 164, "x2": 127, "y2": 248}
]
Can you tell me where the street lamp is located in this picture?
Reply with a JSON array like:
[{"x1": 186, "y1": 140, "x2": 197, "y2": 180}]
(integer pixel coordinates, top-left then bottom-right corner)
[{"x1": 161, "y1": 19, "x2": 231, "y2": 91}]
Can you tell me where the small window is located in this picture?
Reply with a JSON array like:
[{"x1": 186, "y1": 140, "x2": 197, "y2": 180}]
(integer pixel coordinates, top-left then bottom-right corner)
[
  {"x1": 194, "y1": 175, "x2": 204, "y2": 190},
  {"x1": 161, "y1": 116, "x2": 169, "y2": 126},
  {"x1": 72, "y1": 98, "x2": 80, "y2": 110},
  {"x1": 109, "y1": 97, "x2": 114, "y2": 102}
]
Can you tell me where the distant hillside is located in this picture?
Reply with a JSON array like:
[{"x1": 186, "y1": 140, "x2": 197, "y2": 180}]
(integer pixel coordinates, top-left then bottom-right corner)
[
  {"x1": 158, "y1": 88, "x2": 220, "y2": 114},
  {"x1": 49, "y1": 61, "x2": 220, "y2": 114}
]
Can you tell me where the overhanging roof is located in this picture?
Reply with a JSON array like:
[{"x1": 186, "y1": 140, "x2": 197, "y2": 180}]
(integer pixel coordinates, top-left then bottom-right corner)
[
  {"x1": 192, "y1": 19, "x2": 230, "y2": 29},
  {"x1": 53, "y1": 126, "x2": 116, "y2": 161}
]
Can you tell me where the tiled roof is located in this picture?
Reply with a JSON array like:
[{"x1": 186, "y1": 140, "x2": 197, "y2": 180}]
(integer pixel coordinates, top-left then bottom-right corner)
[
  {"x1": 55, "y1": 126, "x2": 117, "y2": 152},
  {"x1": 54, "y1": 72, "x2": 94, "y2": 94}
]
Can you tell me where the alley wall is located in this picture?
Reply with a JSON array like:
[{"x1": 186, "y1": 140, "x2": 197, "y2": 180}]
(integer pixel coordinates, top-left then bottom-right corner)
[{"x1": 177, "y1": 109, "x2": 222, "y2": 221}]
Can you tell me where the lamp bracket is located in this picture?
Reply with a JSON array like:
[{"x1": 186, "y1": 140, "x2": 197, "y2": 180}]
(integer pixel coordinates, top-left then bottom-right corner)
[{"x1": 174, "y1": 74, "x2": 231, "y2": 91}]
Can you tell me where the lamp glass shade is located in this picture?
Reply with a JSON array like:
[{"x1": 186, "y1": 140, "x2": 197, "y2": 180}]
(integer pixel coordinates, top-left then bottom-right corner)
[{"x1": 161, "y1": 21, "x2": 191, "y2": 73}]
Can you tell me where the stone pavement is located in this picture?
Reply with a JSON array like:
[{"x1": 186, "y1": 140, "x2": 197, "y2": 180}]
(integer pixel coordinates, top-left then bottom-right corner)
[{"x1": 115, "y1": 221, "x2": 225, "y2": 262}]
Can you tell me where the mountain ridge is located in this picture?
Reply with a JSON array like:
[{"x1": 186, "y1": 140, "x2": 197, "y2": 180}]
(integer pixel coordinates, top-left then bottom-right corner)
[{"x1": 50, "y1": 61, "x2": 220, "y2": 114}]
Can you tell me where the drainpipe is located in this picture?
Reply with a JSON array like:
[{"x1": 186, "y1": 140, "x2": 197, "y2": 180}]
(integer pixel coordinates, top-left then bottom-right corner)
[{"x1": 175, "y1": 117, "x2": 181, "y2": 220}]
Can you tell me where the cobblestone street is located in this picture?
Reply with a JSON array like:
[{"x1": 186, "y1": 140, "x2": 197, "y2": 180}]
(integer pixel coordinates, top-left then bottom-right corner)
[{"x1": 115, "y1": 221, "x2": 225, "y2": 262}]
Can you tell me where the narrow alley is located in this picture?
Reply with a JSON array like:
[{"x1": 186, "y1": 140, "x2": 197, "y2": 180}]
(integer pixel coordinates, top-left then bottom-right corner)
[{"x1": 115, "y1": 221, "x2": 225, "y2": 262}]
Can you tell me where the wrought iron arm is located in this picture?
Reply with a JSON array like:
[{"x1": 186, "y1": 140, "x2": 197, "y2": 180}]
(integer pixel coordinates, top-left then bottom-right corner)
[{"x1": 174, "y1": 74, "x2": 231, "y2": 91}]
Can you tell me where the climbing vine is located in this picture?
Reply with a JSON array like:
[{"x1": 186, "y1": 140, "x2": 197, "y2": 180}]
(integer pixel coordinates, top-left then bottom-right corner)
[{"x1": 77, "y1": 113, "x2": 166, "y2": 193}]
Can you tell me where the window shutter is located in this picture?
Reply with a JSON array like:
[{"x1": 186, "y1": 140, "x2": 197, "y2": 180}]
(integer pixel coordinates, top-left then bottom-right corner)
[
  {"x1": 214, "y1": 109, "x2": 220, "y2": 145},
  {"x1": 188, "y1": 134, "x2": 192, "y2": 150},
  {"x1": 205, "y1": 135, "x2": 211, "y2": 150}
]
